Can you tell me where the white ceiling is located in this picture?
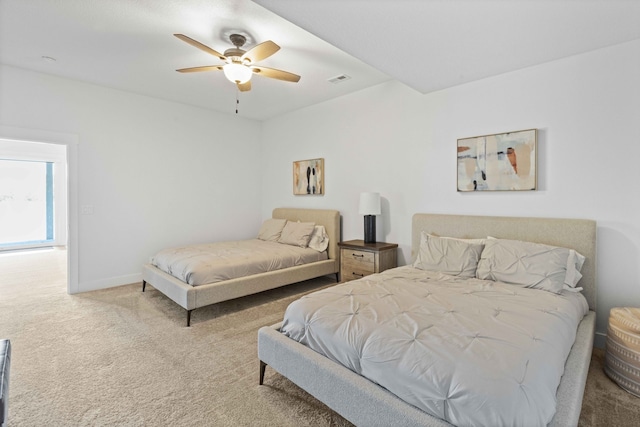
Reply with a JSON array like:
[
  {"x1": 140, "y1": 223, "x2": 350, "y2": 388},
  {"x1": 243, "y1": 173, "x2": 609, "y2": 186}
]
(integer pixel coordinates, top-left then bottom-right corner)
[
  {"x1": 0, "y1": 0, "x2": 390, "y2": 121},
  {"x1": 2, "y1": 1, "x2": 639, "y2": 121},
  {"x1": 256, "y1": 0, "x2": 640, "y2": 94}
]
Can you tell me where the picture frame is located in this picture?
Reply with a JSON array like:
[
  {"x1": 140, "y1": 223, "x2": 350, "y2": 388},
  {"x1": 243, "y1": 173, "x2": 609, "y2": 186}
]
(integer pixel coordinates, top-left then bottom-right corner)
[
  {"x1": 293, "y1": 158, "x2": 324, "y2": 195},
  {"x1": 457, "y1": 129, "x2": 537, "y2": 191}
]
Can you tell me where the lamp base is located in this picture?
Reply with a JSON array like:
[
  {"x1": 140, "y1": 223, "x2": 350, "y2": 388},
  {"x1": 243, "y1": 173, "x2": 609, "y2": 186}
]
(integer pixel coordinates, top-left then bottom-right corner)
[{"x1": 363, "y1": 215, "x2": 376, "y2": 243}]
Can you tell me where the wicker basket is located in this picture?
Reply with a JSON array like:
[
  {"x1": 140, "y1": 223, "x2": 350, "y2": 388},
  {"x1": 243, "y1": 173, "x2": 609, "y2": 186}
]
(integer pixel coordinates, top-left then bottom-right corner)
[{"x1": 604, "y1": 307, "x2": 640, "y2": 397}]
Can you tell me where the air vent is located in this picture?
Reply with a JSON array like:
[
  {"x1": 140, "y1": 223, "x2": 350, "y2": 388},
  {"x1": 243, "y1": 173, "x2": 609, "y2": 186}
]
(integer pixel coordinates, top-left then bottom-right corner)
[{"x1": 328, "y1": 74, "x2": 351, "y2": 84}]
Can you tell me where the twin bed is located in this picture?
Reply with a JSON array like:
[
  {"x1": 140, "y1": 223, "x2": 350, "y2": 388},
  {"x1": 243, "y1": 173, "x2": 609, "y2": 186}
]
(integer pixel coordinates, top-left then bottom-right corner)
[
  {"x1": 258, "y1": 213, "x2": 597, "y2": 427},
  {"x1": 142, "y1": 208, "x2": 341, "y2": 326}
]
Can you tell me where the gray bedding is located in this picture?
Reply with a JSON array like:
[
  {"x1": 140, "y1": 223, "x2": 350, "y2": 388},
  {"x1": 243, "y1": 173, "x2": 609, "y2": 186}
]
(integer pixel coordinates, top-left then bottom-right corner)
[
  {"x1": 280, "y1": 266, "x2": 589, "y2": 426},
  {"x1": 151, "y1": 239, "x2": 327, "y2": 286}
]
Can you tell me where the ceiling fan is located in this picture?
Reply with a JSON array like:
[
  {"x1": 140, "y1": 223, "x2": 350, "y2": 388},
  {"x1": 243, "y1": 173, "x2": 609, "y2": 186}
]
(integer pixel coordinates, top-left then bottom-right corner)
[{"x1": 174, "y1": 33, "x2": 301, "y2": 92}]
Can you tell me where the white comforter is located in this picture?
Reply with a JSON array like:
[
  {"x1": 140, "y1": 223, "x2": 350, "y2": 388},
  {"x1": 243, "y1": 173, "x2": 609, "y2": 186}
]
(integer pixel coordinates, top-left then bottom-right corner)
[
  {"x1": 151, "y1": 239, "x2": 327, "y2": 286},
  {"x1": 281, "y1": 266, "x2": 588, "y2": 427}
]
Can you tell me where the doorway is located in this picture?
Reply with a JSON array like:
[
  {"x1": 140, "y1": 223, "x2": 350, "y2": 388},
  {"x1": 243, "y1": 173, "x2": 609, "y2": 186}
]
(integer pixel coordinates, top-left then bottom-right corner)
[
  {"x1": 0, "y1": 139, "x2": 67, "y2": 251},
  {"x1": 0, "y1": 126, "x2": 78, "y2": 294}
]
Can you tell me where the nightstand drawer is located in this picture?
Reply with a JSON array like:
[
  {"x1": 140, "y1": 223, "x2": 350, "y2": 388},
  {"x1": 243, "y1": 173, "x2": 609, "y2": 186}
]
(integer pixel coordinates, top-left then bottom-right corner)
[
  {"x1": 342, "y1": 268, "x2": 372, "y2": 282},
  {"x1": 342, "y1": 249, "x2": 375, "y2": 266},
  {"x1": 342, "y1": 256, "x2": 374, "y2": 275},
  {"x1": 342, "y1": 250, "x2": 375, "y2": 281}
]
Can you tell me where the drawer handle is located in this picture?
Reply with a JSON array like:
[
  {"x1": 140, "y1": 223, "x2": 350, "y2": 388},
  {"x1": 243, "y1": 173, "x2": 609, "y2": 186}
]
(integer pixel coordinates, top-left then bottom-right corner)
[
  {"x1": 351, "y1": 253, "x2": 364, "y2": 258},
  {"x1": 352, "y1": 272, "x2": 364, "y2": 277}
]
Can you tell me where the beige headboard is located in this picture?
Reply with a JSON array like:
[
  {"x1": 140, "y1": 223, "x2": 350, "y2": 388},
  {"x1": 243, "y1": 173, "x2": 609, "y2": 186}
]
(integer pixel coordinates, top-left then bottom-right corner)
[
  {"x1": 272, "y1": 208, "x2": 341, "y2": 272},
  {"x1": 412, "y1": 213, "x2": 597, "y2": 311}
]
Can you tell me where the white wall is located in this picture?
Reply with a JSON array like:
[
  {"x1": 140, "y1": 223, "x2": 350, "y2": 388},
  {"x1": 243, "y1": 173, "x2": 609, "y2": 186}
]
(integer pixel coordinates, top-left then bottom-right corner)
[
  {"x1": 1, "y1": 39, "x2": 638, "y2": 345},
  {"x1": 0, "y1": 65, "x2": 263, "y2": 292},
  {"x1": 260, "y1": 39, "x2": 640, "y2": 346}
]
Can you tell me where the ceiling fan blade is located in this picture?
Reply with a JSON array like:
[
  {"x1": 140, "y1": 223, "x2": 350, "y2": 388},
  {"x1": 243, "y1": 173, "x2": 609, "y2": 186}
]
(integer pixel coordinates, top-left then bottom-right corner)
[
  {"x1": 237, "y1": 81, "x2": 252, "y2": 92},
  {"x1": 174, "y1": 34, "x2": 226, "y2": 61},
  {"x1": 251, "y1": 66, "x2": 300, "y2": 83},
  {"x1": 242, "y1": 40, "x2": 280, "y2": 63},
  {"x1": 176, "y1": 65, "x2": 223, "y2": 73}
]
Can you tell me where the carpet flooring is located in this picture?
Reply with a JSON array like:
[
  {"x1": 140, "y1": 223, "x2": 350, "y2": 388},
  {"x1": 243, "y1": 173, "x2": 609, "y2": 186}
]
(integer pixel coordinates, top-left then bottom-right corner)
[{"x1": 0, "y1": 248, "x2": 638, "y2": 426}]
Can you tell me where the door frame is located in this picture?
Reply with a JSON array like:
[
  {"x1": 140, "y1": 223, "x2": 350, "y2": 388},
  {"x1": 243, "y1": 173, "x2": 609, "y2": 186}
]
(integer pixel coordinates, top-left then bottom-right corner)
[{"x1": 0, "y1": 125, "x2": 78, "y2": 294}]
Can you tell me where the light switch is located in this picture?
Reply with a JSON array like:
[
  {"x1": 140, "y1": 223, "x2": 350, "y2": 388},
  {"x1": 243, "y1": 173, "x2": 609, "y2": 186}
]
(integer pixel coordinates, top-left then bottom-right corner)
[{"x1": 80, "y1": 205, "x2": 94, "y2": 215}]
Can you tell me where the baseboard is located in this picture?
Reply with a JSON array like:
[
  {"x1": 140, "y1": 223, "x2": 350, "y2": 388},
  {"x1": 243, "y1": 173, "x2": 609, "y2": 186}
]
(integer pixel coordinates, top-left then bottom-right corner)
[
  {"x1": 594, "y1": 331, "x2": 607, "y2": 349},
  {"x1": 75, "y1": 273, "x2": 142, "y2": 293}
]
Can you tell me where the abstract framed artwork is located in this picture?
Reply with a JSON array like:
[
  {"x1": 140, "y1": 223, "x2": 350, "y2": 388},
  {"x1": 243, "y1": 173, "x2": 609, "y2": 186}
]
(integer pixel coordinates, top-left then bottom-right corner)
[
  {"x1": 293, "y1": 158, "x2": 324, "y2": 195},
  {"x1": 457, "y1": 129, "x2": 537, "y2": 192}
]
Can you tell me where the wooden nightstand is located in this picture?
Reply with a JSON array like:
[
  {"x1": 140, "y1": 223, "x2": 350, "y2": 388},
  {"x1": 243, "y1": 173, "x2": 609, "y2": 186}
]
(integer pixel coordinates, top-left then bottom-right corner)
[{"x1": 338, "y1": 240, "x2": 398, "y2": 283}]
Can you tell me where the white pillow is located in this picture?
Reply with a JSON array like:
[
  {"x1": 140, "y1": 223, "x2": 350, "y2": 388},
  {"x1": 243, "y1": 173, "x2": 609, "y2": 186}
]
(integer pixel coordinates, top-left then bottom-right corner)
[
  {"x1": 257, "y1": 218, "x2": 287, "y2": 242},
  {"x1": 413, "y1": 232, "x2": 485, "y2": 278},
  {"x1": 308, "y1": 225, "x2": 330, "y2": 252},
  {"x1": 486, "y1": 236, "x2": 586, "y2": 288},
  {"x1": 440, "y1": 236, "x2": 487, "y2": 245},
  {"x1": 278, "y1": 221, "x2": 316, "y2": 247},
  {"x1": 477, "y1": 238, "x2": 572, "y2": 294}
]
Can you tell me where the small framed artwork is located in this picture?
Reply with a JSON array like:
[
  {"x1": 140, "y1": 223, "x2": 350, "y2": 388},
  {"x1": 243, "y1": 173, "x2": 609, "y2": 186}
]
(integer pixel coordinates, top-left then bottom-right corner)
[
  {"x1": 457, "y1": 129, "x2": 537, "y2": 191},
  {"x1": 293, "y1": 158, "x2": 324, "y2": 195}
]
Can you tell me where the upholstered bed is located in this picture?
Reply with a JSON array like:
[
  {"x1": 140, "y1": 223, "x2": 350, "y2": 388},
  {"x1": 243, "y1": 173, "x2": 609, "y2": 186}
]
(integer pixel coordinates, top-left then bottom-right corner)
[
  {"x1": 142, "y1": 208, "x2": 340, "y2": 326},
  {"x1": 258, "y1": 213, "x2": 597, "y2": 426}
]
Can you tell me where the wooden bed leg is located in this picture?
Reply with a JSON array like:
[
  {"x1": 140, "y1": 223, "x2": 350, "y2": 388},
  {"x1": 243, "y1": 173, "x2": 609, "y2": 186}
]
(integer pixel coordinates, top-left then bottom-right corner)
[
  {"x1": 335, "y1": 273, "x2": 339, "y2": 283},
  {"x1": 142, "y1": 280, "x2": 146, "y2": 292},
  {"x1": 259, "y1": 360, "x2": 267, "y2": 385},
  {"x1": 186, "y1": 309, "x2": 193, "y2": 327}
]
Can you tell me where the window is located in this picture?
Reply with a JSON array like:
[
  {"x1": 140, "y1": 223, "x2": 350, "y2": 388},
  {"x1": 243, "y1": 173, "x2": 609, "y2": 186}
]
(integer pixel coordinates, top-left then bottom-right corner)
[
  {"x1": 0, "y1": 137, "x2": 66, "y2": 251},
  {"x1": 0, "y1": 159, "x2": 54, "y2": 247}
]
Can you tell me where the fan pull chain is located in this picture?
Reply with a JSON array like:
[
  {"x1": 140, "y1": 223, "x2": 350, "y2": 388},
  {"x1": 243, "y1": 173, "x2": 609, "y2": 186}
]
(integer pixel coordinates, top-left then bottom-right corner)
[{"x1": 235, "y1": 88, "x2": 240, "y2": 114}]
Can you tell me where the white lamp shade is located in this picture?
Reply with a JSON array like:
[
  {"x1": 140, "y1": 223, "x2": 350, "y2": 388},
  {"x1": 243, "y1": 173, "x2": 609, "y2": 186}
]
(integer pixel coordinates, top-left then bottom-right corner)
[
  {"x1": 223, "y1": 62, "x2": 252, "y2": 84},
  {"x1": 359, "y1": 192, "x2": 381, "y2": 215}
]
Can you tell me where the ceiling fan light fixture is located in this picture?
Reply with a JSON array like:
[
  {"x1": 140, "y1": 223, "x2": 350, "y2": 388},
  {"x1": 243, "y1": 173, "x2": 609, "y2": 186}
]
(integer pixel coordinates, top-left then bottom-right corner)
[
  {"x1": 223, "y1": 62, "x2": 252, "y2": 84},
  {"x1": 174, "y1": 33, "x2": 300, "y2": 92}
]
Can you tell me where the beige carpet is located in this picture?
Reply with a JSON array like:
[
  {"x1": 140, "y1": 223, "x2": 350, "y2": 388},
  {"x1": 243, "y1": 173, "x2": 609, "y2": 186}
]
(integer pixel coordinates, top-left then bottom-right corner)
[{"x1": 0, "y1": 249, "x2": 638, "y2": 426}]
